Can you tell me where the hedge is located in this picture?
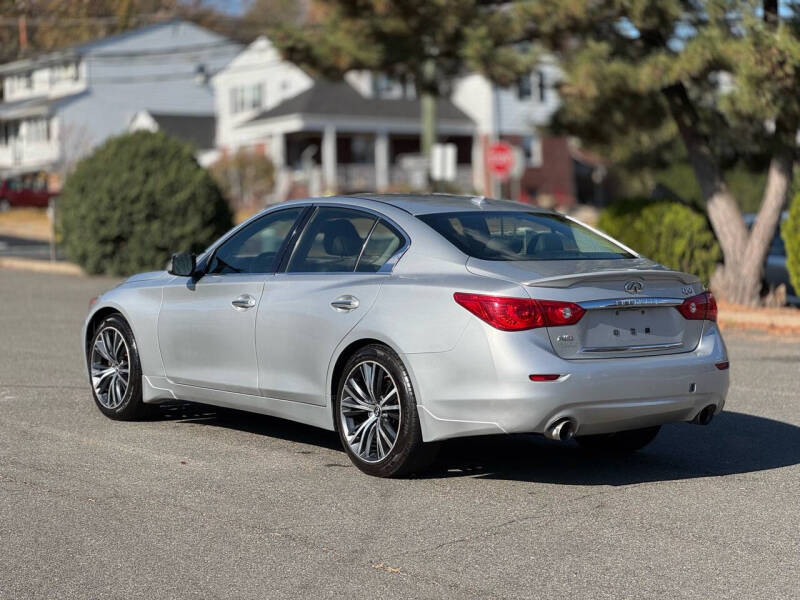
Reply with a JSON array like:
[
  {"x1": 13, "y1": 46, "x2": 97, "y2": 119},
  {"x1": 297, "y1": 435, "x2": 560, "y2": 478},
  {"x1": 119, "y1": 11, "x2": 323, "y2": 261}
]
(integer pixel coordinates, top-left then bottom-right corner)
[
  {"x1": 59, "y1": 131, "x2": 232, "y2": 276},
  {"x1": 784, "y1": 191, "x2": 800, "y2": 294},
  {"x1": 597, "y1": 198, "x2": 721, "y2": 284}
]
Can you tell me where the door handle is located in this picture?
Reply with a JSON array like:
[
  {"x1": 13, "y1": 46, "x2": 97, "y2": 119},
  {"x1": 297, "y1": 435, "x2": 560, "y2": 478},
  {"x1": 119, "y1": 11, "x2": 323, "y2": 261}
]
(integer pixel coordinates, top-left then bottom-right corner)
[
  {"x1": 231, "y1": 294, "x2": 256, "y2": 310},
  {"x1": 330, "y1": 295, "x2": 360, "y2": 312}
]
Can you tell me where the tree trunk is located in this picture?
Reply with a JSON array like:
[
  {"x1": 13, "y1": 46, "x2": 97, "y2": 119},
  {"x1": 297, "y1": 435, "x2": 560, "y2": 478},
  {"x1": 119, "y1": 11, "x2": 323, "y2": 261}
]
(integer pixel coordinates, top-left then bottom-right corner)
[
  {"x1": 658, "y1": 0, "x2": 795, "y2": 306},
  {"x1": 736, "y1": 152, "x2": 793, "y2": 304},
  {"x1": 662, "y1": 83, "x2": 759, "y2": 304}
]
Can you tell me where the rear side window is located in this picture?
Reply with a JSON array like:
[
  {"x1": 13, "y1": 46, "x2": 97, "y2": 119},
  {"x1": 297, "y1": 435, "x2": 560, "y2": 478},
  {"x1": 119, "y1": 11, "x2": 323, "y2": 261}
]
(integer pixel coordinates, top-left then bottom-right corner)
[
  {"x1": 418, "y1": 211, "x2": 634, "y2": 261},
  {"x1": 356, "y1": 221, "x2": 404, "y2": 272},
  {"x1": 288, "y1": 207, "x2": 375, "y2": 272}
]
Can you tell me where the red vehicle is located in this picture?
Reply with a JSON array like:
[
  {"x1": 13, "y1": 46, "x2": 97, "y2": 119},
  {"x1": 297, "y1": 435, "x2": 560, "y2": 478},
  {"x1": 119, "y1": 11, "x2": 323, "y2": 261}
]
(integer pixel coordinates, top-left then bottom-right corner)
[{"x1": 0, "y1": 175, "x2": 55, "y2": 211}]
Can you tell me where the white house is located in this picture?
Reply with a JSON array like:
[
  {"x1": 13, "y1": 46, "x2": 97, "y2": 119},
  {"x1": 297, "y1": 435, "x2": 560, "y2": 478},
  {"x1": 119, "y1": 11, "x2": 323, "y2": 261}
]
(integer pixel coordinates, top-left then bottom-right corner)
[
  {"x1": 0, "y1": 19, "x2": 241, "y2": 187},
  {"x1": 211, "y1": 36, "x2": 584, "y2": 204},
  {"x1": 213, "y1": 36, "x2": 476, "y2": 198}
]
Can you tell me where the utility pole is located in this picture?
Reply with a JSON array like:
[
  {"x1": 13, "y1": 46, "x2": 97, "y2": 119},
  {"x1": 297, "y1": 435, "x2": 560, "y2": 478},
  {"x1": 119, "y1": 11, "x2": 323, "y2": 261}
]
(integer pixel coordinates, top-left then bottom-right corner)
[
  {"x1": 420, "y1": 57, "x2": 437, "y2": 160},
  {"x1": 18, "y1": 15, "x2": 27, "y2": 51}
]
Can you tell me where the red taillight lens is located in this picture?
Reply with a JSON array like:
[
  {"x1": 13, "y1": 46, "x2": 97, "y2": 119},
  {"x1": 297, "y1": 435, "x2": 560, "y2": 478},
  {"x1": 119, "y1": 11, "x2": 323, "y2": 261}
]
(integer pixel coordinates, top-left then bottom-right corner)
[
  {"x1": 529, "y1": 374, "x2": 562, "y2": 381},
  {"x1": 676, "y1": 292, "x2": 717, "y2": 322},
  {"x1": 537, "y1": 300, "x2": 586, "y2": 326},
  {"x1": 453, "y1": 293, "x2": 585, "y2": 331},
  {"x1": 453, "y1": 293, "x2": 543, "y2": 330}
]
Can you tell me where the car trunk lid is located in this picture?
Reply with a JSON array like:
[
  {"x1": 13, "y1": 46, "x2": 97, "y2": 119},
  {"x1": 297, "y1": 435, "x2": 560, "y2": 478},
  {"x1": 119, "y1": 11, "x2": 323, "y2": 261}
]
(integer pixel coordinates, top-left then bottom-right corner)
[{"x1": 466, "y1": 258, "x2": 705, "y2": 359}]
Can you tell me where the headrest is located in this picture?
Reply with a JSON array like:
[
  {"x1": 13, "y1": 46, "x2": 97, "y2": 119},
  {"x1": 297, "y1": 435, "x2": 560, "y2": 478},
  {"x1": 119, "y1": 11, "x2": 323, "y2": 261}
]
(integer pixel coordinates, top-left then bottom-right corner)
[
  {"x1": 534, "y1": 232, "x2": 565, "y2": 253},
  {"x1": 321, "y1": 219, "x2": 363, "y2": 256}
]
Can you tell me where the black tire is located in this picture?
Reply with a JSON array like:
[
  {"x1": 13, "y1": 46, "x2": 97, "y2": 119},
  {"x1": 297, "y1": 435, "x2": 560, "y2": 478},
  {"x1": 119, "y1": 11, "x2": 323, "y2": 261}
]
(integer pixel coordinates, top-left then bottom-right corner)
[
  {"x1": 335, "y1": 344, "x2": 438, "y2": 477},
  {"x1": 87, "y1": 314, "x2": 148, "y2": 420},
  {"x1": 575, "y1": 425, "x2": 661, "y2": 454}
]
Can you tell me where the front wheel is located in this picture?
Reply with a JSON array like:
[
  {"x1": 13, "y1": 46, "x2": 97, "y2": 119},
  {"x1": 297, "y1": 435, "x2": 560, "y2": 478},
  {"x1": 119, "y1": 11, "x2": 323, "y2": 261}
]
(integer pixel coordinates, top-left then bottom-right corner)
[
  {"x1": 335, "y1": 344, "x2": 437, "y2": 477},
  {"x1": 88, "y1": 314, "x2": 148, "y2": 420},
  {"x1": 575, "y1": 426, "x2": 661, "y2": 454}
]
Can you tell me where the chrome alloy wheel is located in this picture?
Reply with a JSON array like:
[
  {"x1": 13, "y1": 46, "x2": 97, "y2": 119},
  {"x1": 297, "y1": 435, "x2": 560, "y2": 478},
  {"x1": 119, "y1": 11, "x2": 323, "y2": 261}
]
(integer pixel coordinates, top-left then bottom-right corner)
[
  {"x1": 90, "y1": 326, "x2": 131, "y2": 410},
  {"x1": 339, "y1": 360, "x2": 402, "y2": 463}
]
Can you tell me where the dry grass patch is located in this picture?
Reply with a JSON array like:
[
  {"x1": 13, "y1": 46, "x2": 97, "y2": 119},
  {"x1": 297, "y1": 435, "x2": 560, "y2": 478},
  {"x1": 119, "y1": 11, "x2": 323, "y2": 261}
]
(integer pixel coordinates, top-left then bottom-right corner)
[{"x1": 0, "y1": 208, "x2": 52, "y2": 241}]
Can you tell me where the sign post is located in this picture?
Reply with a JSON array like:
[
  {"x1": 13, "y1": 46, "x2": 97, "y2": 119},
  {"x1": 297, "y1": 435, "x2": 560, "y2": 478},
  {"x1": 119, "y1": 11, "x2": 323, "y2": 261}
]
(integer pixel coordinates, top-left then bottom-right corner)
[
  {"x1": 487, "y1": 141, "x2": 515, "y2": 199},
  {"x1": 487, "y1": 142, "x2": 514, "y2": 180}
]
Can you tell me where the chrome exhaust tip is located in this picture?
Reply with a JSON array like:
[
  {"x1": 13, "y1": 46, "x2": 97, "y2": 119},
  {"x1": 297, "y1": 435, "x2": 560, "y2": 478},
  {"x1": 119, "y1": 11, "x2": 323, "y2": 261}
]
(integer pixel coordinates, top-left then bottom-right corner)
[
  {"x1": 545, "y1": 418, "x2": 576, "y2": 441},
  {"x1": 692, "y1": 405, "x2": 716, "y2": 426}
]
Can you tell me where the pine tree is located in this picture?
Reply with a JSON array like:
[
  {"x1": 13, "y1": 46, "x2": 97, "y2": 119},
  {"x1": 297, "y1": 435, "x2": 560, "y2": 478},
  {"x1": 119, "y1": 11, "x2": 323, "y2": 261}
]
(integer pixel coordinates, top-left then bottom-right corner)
[{"x1": 478, "y1": 0, "x2": 799, "y2": 306}]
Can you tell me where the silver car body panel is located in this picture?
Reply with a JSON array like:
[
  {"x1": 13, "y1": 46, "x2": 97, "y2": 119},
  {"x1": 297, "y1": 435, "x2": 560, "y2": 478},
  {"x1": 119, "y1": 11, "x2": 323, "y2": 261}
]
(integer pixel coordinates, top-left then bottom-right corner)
[{"x1": 82, "y1": 194, "x2": 729, "y2": 442}]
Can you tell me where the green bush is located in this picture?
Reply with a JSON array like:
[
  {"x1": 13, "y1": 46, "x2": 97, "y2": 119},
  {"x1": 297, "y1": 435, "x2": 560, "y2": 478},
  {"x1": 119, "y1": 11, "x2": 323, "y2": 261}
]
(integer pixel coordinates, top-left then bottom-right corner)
[
  {"x1": 784, "y1": 191, "x2": 800, "y2": 294},
  {"x1": 597, "y1": 198, "x2": 721, "y2": 284},
  {"x1": 60, "y1": 131, "x2": 232, "y2": 276}
]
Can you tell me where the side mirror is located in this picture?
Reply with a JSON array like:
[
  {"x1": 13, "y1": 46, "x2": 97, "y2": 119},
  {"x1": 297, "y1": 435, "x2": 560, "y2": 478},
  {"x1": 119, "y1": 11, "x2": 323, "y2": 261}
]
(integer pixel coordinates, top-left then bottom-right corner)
[{"x1": 168, "y1": 251, "x2": 196, "y2": 277}]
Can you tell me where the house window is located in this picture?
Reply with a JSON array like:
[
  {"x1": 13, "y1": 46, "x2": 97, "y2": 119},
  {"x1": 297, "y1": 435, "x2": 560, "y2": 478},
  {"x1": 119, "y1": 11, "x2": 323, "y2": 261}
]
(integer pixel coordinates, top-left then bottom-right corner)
[
  {"x1": 230, "y1": 84, "x2": 264, "y2": 114},
  {"x1": 7, "y1": 72, "x2": 33, "y2": 94},
  {"x1": 523, "y1": 135, "x2": 543, "y2": 167},
  {"x1": 0, "y1": 121, "x2": 20, "y2": 146},
  {"x1": 50, "y1": 61, "x2": 80, "y2": 85},
  {"x1": 517, "y1": 75, "x2": 532, "y2": 100},
  {"x1": 19, "y1": 72, "x2": 33, "y2": 90},
  {"x1": 25, "y1": 118, "x2": 50, "y2": 143},
  {"x1": 372, "y1": 73, "x2": 414, "y2": 99},
  {"x1": 536, "y1": 70, "x2": 547, "y2": 103}
]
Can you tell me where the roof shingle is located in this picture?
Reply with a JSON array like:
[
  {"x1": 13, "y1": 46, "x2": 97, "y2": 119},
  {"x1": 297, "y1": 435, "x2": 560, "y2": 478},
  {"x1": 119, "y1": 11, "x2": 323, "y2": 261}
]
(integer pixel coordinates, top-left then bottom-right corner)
[{"x1": 246, "y1": 80, "x2": 473, "y2": 124}]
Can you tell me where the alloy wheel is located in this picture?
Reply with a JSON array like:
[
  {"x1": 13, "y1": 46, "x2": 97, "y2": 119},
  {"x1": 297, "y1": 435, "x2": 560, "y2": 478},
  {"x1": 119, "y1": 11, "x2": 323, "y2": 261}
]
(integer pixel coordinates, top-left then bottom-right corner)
[
  {"x1": 90, "y1": 326, "x2": 131, "y2": 410},
  {"x1": 339, "y1": 360, "x2": 402, "y2": 463}
]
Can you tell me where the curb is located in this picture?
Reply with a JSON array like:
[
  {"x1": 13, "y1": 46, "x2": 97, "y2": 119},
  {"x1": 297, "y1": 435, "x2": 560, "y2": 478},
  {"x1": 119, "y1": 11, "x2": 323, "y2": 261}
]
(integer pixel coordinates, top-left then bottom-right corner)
[
  {"x1": 718, "y1": 309, "x2": 800, "y2": 335},
  {"x1": 0, "y1": 257, "x2": 83, "y2": 276}
]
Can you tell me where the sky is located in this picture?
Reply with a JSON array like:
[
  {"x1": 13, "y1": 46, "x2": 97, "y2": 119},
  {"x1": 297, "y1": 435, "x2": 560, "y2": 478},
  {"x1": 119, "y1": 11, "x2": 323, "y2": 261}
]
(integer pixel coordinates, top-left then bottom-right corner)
[{"x1": 201, "y1": 0, "x2": 249, "y2": 15}]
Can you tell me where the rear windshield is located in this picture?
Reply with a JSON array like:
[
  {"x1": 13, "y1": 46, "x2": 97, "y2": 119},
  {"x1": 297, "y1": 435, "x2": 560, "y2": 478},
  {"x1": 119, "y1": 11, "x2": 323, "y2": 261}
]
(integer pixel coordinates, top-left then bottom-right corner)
[{"x1": 418, "y1": 211, "x2": 634, "y2": 261}]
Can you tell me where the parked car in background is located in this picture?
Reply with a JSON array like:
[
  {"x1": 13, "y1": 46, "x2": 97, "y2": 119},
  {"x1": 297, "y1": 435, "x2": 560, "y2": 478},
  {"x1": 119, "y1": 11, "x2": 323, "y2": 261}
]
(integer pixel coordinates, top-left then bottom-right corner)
[
  {"x1": 82, "y1": 194, "x2": 729, "y2": 477},
  {"x1": 744, "y1": 212, "x2": 798, "y2": 305},
  {"x1": 0, "y1": 175, "x2": 55, "y2": 211}
]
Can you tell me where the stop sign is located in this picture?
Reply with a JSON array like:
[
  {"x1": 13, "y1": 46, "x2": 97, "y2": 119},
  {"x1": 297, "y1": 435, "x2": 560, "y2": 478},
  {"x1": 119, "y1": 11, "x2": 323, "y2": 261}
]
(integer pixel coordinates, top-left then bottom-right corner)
[{"x1": 486, "y1": 141, "x2": 515, "y2": 179}]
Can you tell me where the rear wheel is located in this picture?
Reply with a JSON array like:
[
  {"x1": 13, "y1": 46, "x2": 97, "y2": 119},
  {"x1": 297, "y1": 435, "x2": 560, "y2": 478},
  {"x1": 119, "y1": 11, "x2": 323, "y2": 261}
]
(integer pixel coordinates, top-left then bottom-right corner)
[
  {"x1": 88, "y1": 315, "x2": 148, "y2": 420},
  {"x1": 575, "y1": 426, "x2": 661, "y2": 454},
  {"x1": 335, "y1": 344, "x2": 437, "y2": 477}
]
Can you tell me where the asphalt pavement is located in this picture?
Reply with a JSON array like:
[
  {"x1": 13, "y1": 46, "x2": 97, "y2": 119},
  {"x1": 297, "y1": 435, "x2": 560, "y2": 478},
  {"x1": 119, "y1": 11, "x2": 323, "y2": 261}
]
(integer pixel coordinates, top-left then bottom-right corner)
[{"x1": 1, "y1": 269, "x2": 799, "y2": 599}]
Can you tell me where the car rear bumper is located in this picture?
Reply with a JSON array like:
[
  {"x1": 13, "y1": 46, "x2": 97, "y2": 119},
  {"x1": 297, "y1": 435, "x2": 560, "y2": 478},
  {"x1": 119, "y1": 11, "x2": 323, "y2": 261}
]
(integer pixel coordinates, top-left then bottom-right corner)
[{"x1": 408, "y1": 321, "x2": 729, "y2": 442}]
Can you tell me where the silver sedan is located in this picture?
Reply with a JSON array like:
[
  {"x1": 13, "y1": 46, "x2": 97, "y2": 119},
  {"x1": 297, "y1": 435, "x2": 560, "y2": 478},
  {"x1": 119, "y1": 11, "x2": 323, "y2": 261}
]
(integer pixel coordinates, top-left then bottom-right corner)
[{"x1": 82, "y1": 194, "x2": 730, "y2": 477}]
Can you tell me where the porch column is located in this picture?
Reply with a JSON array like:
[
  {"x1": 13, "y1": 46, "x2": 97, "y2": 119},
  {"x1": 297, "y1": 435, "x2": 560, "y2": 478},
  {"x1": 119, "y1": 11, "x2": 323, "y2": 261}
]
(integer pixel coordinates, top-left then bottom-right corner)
[
  {"x1": 375, "y1": 130, "x2": 389, "y2": 191},
  {"x1": 269, "y1": 133, "x2": 285, "y2": 168},
  {"x1": 322, "y1": 124, "x2": 337, "y2": 192}
]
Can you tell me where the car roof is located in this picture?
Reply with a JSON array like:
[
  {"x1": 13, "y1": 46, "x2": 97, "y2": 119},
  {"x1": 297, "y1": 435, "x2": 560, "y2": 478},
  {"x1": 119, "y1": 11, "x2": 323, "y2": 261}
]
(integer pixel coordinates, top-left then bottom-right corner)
[{"x1": 344, "y1": 193, "x2": 551, "y2": 216}]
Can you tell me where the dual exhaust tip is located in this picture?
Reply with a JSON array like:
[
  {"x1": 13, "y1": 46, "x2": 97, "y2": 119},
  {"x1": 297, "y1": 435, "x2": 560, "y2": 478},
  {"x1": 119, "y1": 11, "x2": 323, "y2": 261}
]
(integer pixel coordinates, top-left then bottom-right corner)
[
  {"x1": 692, "y1": 404, "x2": 716, "y2": 426},
  {"x1": 545, "y1": 404, "x2": 717, "y2": 441},
  {"x1": 545, "y1": 418, "x2": 576, "y2": 441}
]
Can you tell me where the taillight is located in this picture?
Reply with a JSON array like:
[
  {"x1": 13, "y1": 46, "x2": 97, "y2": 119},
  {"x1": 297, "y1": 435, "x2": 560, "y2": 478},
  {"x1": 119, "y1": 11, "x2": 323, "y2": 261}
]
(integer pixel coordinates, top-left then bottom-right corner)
[
  {"x1": 537, "y1": 300, "x2": 586, "y2": 326},
  {"x1": 676, "y1": 292, "x2": 717, "y2": 322},
  {"x1": 453, "y1": 293, "x2": 585, "y2": 331}
]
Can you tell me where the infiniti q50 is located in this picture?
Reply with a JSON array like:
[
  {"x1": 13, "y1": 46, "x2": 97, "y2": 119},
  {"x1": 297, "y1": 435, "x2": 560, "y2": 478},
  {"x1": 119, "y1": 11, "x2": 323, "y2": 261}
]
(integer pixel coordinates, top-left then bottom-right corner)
[{"x1": 82, "y1": 194, "x2": 729, "y2": 477}]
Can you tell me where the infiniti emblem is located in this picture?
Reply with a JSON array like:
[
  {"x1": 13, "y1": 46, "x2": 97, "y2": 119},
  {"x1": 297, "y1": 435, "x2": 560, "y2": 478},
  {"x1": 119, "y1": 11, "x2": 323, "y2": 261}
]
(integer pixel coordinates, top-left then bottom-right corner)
[{"x1": 624, "y1": 280, "x2": 644, "y2": 294}]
